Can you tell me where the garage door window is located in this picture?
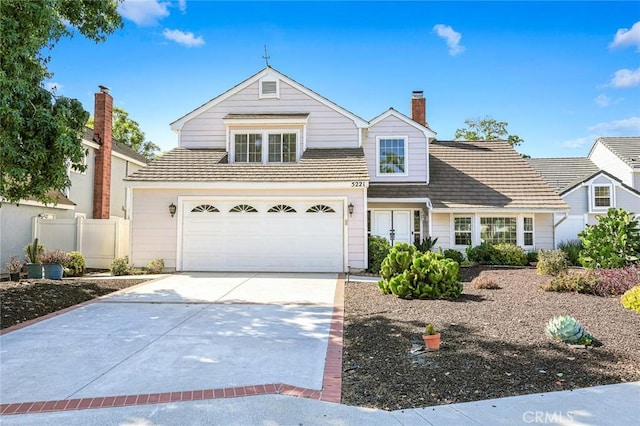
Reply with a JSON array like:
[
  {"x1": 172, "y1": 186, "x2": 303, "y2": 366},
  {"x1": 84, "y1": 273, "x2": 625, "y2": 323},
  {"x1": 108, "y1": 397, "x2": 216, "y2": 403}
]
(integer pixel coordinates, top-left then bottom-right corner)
[
  {"x1": 268, "y1": 204, "x2": 296, "y2": 213},
  {"x1": 230, "y1": 204, "x2": 258, "y2": 213},
  {"x1": 307, "y1": 204, "x2": 335, "y2": 213},
  {"x1": 191, "y1": 204, "x2": 219, "y2": 213}
]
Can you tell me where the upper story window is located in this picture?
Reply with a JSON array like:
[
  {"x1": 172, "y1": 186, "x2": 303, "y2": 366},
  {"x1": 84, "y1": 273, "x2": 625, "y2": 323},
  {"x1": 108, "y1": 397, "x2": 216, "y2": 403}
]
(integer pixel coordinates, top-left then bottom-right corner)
[
  {"x1": 259, "y1": 78, "x2": 279, "y2": 99},
  {"x1": 377, "y1": 137, "x2": 407, "y2": 176},
  {"x1": 593, "y1": 185, "x2": 612, "y2": 209},
  {"x1": 235, "y1": 134, "x2": 262, "y2": 163},
  {"x1": 268, "y1": 133, "x2": 297, "y2": 163},
  {"x1": 231, "y1": 130, "x2": 299, "y2": 163}
]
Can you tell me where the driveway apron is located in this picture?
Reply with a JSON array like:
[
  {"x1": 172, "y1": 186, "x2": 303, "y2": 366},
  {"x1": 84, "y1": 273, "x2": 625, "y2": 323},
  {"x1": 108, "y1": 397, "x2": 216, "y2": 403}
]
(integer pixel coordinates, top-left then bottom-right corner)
[{"x1": 0, "y1": 273, "x2": 338, "y2": 404}]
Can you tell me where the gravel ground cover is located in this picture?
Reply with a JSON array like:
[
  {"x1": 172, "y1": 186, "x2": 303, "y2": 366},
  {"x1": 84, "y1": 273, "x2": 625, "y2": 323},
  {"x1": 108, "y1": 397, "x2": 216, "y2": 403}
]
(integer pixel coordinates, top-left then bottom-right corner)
[
  {"x1": 0, "y1": 277, "x2": 149, "y2": 329},
  {"x1": 342, "y1": 266, "x2": 640, "y2": 410}
]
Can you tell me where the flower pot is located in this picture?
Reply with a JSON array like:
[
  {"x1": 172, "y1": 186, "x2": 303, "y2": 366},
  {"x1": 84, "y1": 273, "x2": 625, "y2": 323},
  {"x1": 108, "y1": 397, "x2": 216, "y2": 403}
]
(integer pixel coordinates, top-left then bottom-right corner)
[
  {"x1": 43, "y1": 263, "x2": 63, "y2": 280},
  {"x1": 9, "y1": 272, "x2": 20, "y2": 282},
  {"x1": 26, "y1": 263, "x2": 43, "y2": 279},
  {"x1": 422, "y1": 333, "x2": 441, "y2": 351}
]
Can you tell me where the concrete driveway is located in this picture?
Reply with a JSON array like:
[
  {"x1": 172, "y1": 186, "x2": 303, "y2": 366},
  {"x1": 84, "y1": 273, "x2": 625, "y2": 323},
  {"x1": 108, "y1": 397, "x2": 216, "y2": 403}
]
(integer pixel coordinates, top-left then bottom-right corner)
[{"x1": 0, "y1": 273, "x2": 340, "y2": 405}]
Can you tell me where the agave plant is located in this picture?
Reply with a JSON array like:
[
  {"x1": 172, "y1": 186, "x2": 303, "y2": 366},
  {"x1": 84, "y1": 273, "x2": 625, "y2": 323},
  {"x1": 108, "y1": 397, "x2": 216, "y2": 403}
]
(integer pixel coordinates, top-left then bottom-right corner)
[{"x1": 545, "y1": 315, "x2": 593, "y2": 345}]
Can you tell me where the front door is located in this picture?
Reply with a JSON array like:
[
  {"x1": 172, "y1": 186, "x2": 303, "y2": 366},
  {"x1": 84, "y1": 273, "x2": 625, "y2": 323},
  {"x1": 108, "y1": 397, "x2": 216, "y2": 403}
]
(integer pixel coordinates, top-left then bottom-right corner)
[{"x1": 373, "y1": 210, "x2": 412, "y2": 245}]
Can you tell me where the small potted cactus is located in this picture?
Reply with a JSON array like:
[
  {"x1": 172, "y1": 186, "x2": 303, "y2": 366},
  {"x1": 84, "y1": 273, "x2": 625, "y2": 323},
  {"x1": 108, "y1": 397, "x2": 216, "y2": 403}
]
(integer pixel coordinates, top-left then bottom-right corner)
[
  {"x1": 422, "y1": 323, "x2": 441, "y2": 351},
  {"x1": 24, "y1": 239, "x2": 45, "y2": 279}
]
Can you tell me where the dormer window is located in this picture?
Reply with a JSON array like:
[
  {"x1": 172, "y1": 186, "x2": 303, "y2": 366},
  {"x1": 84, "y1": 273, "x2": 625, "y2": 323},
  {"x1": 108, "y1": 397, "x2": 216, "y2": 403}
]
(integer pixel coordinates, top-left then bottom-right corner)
[
  {"x1": 592, "y1": 184, "x2": 612, "y2": 209},
  {"x1": 231, "y1": 130, "x2": 299, "y2": 163},
  {"x1": 259, "y1": 78, "x2": 279, "y2": 99}
]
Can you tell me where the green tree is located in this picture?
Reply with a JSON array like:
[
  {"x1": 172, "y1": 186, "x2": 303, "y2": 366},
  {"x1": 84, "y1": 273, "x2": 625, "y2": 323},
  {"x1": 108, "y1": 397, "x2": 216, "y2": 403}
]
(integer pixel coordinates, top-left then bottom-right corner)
[
  {"x1": 579, "y1": 208, "x2": 640, "y2": 269},
  {"x1": 0, "y1": 0, "x2": 122, "y2": 204},
  {"x1": 88, "y1": 107, "x2": 160, "y2": 161},
  {"x1": 454, "y1": 116, "x2": 524, "y2": 147}
]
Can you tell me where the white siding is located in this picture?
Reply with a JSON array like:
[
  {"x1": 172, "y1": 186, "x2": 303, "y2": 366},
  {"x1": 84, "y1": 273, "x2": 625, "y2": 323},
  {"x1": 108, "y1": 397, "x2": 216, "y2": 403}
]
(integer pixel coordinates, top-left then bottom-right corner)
[
  {"x1": 111, "y1": 158, "x2": 143, "y2": 218},
  {"x1": 365, "y1": 115, "x2": 428, "y2": 183},
  {"x1": 634, "y1": 172, "x2": 640, "y2": 191},
  {"x1": 534, "y1": 213, "x2": 554, "y2": 249},
  {"x1": 615, "y1": 186, "x2": 640, "y2": 214},
  {"x1": 563, "y1": 187, "x2": 588, "y2": 215},
  {"x1": 590, "y1": 142, "x2": 633, "y2": 187},
  {"x1": 431, "y1": 213, "x2": 451, "y2": 250},
  {"x1": 179, "y1": 81, "x2": 360, "y2": 150},
  {"x1": 69, "y1": 146, "x2": 96, "y2": 217},
  {"x1": 131, "y1": 187, "x2": 366, "y2": 271}
]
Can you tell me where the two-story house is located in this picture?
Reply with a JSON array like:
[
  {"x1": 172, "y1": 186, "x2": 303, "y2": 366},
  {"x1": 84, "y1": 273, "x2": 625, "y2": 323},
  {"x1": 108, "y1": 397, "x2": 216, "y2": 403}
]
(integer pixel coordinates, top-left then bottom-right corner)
[
  {"x1": 126, "y1": 67, "x2": 566, "y2": 272},
  {"x1": 528, "y1": 137, "x2": 640, "y2": 245}
]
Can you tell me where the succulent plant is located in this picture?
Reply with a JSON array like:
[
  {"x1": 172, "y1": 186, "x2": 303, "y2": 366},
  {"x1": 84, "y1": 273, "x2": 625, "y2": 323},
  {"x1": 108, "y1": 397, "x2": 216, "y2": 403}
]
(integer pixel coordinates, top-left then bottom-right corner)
[{"x1": 545, "y1": 315, "x2": 593, "y2": 345}]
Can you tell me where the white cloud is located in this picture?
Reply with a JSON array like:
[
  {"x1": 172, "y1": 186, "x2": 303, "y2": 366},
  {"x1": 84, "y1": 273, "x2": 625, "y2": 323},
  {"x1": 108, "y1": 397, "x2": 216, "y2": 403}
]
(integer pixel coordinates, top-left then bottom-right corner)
[
  {"x1": 177, "y1": 0, "x2": 187, "y2": 13},
  {"x1": 609, "y1": 21, "x2": 640, "y2": 51},
  {"x1": 163, "y1": 28, "x2": 205, "y2": 47},
  {"x1": 118, "y1": 0, "x2": 170, "y2": 26},
  {"x1": 588, "y1": 117, "x2": 640, "y2": 134},
  {"x1": 594, "y1": 94, "x2": 611, "y2": 107},
  {"x1": 561, "y1": 136, "x2": 592, "y2": 149},
  {"x1": 609, "y1": 68, "x2": 640, "y2": 88},
  {"x1": 45, "y1": 81, "x2": 63, "y2": 94},
  {"x1": 433, "y1": 24, "x2": 465, "y2": 56}
]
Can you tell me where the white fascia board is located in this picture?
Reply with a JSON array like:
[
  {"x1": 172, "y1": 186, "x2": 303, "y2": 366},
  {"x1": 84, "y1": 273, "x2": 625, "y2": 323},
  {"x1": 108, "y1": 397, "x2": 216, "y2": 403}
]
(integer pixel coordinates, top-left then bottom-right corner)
[
  {"x1": 368, "y1": 198, "x2": 429, "y2": 203},
  {"x1": 111, "y1": 150, "x2": 147, "y2": 167},
  {"x1": 1, "y1": 199, "x2": 75, "y2": 210},
  {"x1": 82, "y1": 139, "x2": 100, "y2": 150},
  {"x1": 431, "y1": 207, "x2": 569, "y2": 214},
  {"x1": 222, "y1": 117, "x2": 309, "y2": 126},
  {"x1": 127, "y1": 180, "x2": 369, "y2": 190},
  {"x1": 171, "y1": 67, "x2": 369, "y2": 132},
  {"x1": 369, "y1": 109, "x2": 437, "y2": 139}
]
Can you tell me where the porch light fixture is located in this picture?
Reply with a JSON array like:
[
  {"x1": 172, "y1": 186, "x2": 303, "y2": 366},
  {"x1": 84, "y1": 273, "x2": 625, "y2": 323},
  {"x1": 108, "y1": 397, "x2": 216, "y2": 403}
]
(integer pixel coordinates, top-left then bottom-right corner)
[
  {"x1": 348, "y1": 203, "x2": 354, "y2": 216},
  {"x1": 169, "y1": 203, "x2": 177, "y2": 218}
]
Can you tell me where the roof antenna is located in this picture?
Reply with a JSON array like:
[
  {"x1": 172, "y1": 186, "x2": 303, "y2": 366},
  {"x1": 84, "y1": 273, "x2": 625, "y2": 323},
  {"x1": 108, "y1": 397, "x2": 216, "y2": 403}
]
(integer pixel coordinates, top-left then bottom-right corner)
[{"x1": 262, "y1": 44, "x2": 270, "y2": 67}]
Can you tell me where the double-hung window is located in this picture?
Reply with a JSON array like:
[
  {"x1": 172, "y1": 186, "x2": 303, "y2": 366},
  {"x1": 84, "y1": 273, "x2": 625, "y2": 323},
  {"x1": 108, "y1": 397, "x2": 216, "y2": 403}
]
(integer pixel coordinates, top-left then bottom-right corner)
[
  {"x1": 454, "y1": 217, "x2": 472, "y2": 246},
  {"x1": 593, "y1": 185, "x2": 612, "y2": 209},
  {"x1": 234, "y1": 133, "x2": 262, "y2": 163},
  {"x1": 268, "y1": 133, "x2": 297, "y2": 163},
  {"x1": 523, "y1": 217, "x2": 534, "y2": 246},
  {"x1": 377, "y1": 137, "x2": 407, "y2": 175}
]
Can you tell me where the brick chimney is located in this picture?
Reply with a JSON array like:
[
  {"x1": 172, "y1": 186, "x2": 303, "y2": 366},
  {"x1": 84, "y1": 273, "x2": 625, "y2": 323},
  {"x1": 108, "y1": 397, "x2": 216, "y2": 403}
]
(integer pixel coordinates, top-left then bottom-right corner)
[
  {"x1": 92, "y1": 85, "x2": 113, "y2": 219},
  {"x1": 411, "y1": 90, "x2": 426, "y2": 127}
]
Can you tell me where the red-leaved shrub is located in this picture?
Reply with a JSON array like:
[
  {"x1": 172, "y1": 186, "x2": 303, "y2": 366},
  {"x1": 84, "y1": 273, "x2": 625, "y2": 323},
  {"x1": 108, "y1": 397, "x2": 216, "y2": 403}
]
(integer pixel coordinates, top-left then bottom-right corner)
[{"x1": 589, "y1": 265, "x2": 640, "y2": 296}]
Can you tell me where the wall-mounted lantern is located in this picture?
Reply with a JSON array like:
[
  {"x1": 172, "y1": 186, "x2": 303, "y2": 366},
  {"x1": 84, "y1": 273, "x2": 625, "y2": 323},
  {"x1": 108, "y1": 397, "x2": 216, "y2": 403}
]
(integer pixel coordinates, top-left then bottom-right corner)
[
  {"x1": 348, "y1": 202, "x2": 354, "y2": 216},
  {"x1": 169, "y1": 203, "x2": 177, "y2": 218}
]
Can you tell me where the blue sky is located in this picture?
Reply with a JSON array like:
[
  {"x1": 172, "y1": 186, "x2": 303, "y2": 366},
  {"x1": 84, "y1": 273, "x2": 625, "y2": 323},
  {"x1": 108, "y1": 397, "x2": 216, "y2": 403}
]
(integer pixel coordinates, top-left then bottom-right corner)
[{"x1": 47, "y1": 1, "x2": 640, "y2": 158}]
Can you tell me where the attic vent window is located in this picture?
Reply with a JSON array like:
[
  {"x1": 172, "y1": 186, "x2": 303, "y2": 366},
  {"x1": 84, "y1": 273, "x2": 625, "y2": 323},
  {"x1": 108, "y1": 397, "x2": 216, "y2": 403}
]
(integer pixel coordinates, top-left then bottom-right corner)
[{"x1": 259, "y1": 79, "x2": 279, "y2": 99}]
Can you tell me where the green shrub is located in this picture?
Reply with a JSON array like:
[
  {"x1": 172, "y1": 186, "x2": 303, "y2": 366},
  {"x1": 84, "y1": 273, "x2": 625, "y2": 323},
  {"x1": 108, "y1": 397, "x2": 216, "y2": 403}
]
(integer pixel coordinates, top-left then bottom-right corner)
[
  {"x1": 558, "y1": 239, "x2": 582, "y2": 266},
  {"x1": 527, "y1": 251, "x2": 538, "y2": 263},
  {"x1": 541, "y1": 271, "x2": 595, "y2": 293},
  {"x1": 466, "y1": 242, "x2": 496, "y2": 264},
  {"x1": 64, "y1": 251, "x2": 86, "y2": 277},
  {"x1": 537, "y1": 249, "x2": 569, "y2": 276},
  {"x1": 110, "y1": 256, "x2": 132, "y2": 276},
  {"x1": 146, "y1": 258, "x2": 165, "y2": 274},
  {"x1": 621, "y1": 285, "x2": 640, "y2": 313},
  {"x1": 444, "y1": 249, "x2": 464, "y2": 264},
  {"x1": 414, "y1": 237, "x2": 438, "y2": 253},
  {"x1": 368, "y1": 235, "x2": 392, "y2": 274},
  {"x1": 579, "y1": 208, "x2": 640, "y2": 269},
  {"x1": 380, "y1": 242, "x2": 417, "y2": 282},
  {"x1": 378, "y1": 251, "x2": 461, "y2": 299},
  {"x1": 472, "y1": 275, "x2": 500, "y2": 289}
]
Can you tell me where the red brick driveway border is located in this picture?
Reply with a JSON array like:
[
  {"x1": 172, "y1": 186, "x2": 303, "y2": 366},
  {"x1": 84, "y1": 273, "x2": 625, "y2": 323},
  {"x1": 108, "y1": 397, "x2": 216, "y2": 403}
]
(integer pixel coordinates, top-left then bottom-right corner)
[{"x1": 0, "y1": 274, "x2": 345, "y2": 415}]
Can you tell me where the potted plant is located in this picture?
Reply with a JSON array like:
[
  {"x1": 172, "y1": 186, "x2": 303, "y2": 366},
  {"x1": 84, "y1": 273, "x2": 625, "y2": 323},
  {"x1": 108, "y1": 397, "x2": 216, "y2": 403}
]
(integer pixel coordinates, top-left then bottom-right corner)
[
  {"x1": 4, "y1": 254, "x2": 23, "y2": 282},
  {"x1": 422, "y1": 323, "x2": 441, "y2": 351},
  {"x1": 24, "y1": 239, "x2": 45, "y2": 279},
  {"x1": 40, "y1": 249, "x2": 70, "y2": 280}
]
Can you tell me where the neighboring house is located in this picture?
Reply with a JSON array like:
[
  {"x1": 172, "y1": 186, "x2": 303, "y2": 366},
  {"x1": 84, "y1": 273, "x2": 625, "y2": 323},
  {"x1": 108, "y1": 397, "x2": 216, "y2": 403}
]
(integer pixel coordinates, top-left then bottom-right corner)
[
  {"x1": 528, "y1": 149, "x2": 640, "y2": 246},
  {"x1": 588, "y1": 137, "x2": 640, "y2": 191},
  {"x1": 126, "y1": 67, "x2": 567, "y2": 273},
  {"x1": 0, "y1": 87, "x2": 147, "y2": 273}
]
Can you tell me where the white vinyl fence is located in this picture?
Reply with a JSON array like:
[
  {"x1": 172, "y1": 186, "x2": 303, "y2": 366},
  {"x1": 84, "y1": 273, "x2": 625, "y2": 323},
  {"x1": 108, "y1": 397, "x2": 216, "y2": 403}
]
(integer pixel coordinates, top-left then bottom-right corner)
[{"x1": 33, "y1": 217, "x2": 130, "y2": 269}]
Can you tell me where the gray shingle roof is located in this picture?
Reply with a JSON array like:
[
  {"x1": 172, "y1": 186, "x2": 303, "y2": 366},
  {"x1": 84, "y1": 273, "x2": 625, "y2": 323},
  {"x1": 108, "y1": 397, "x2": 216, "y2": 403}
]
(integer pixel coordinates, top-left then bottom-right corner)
[
  {"x1": 368, "y1": 184, "x2": 429, "y2": 199},
  {"x1": 595, "y1": 137, "x2": 640, "y2": 168},
  {"x1": 126, "y1": 147, "x2": 369, "y2": 182},
  {"x1": 83, "y1": 127, "x2": 149, "y2": 164},
  {"x1": 526, "y1": 157, "x2": 600, "y2": 193},
  {"x1": 427, "y1": 141, "x2": 567, "y2": 210}
]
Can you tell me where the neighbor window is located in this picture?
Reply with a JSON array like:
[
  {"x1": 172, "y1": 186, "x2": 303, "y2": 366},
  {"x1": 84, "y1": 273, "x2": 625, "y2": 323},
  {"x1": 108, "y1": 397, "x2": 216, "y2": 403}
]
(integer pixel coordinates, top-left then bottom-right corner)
[
  {"x1": 593, "y1": 185, "x2": 611, "y2": 208},
  {"x1": 235, "y1": 133, "x2": 262, "y2": 163},
  {"x1": 268, "y1": 133, "x2": 296, "y2": 163},
  {"x1": 378, "y1": 138, "x2": 407, "y2": 175},
  {"x1": 454, "y1": 217, "x2": 472, "y2": 246},
  {"x1": 523, "y1": 217, "x2": 534, "y2": 246},
  {"x1": 480, "y1": 217, "x2": 517, "y2": 245}
]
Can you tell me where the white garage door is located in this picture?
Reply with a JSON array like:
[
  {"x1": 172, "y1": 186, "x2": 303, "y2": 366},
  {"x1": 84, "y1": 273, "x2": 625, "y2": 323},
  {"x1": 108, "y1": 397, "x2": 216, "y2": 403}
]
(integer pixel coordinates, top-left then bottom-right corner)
[{"x1": 181, "y1": 199, "x2": 344, "y2": 272}]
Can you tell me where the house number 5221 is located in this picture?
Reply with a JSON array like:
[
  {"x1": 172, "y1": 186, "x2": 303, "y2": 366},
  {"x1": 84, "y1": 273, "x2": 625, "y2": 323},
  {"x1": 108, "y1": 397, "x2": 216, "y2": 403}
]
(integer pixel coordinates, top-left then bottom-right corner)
[{"x1": 351, "y1": 182, "x2": 365, "y2": 187}]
